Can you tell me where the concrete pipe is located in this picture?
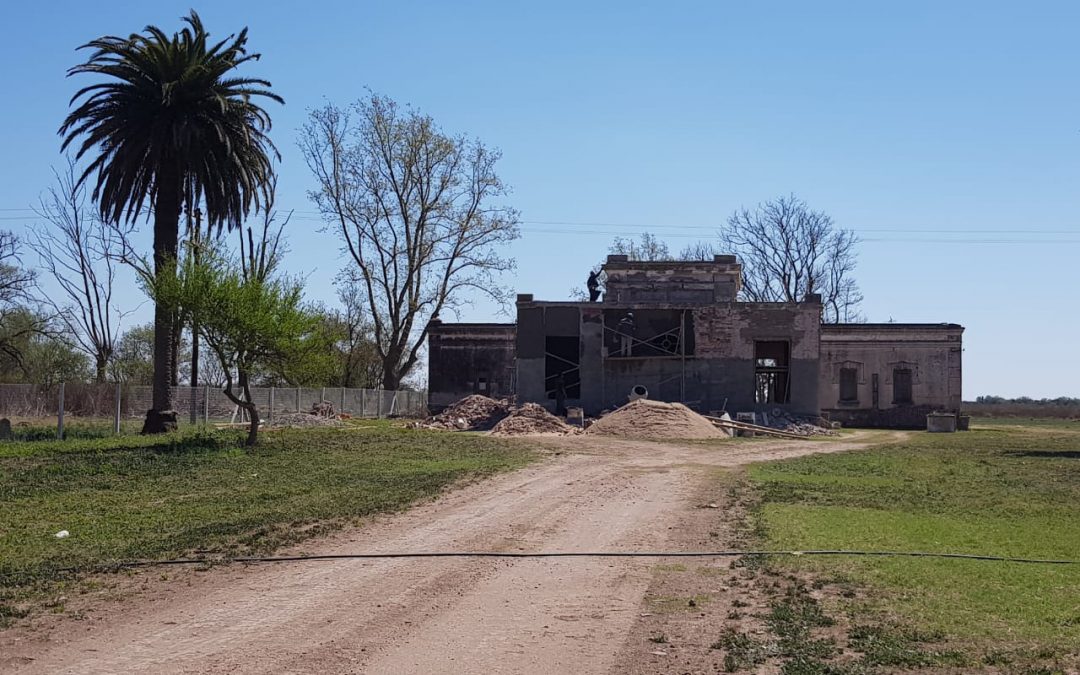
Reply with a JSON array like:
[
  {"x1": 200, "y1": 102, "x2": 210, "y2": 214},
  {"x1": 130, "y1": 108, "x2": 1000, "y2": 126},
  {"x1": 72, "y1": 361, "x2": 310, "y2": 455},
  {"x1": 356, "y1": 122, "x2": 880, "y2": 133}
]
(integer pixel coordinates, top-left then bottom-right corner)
[{"x1": 628, "y1": 385, "x2": 649, "y2": 402}]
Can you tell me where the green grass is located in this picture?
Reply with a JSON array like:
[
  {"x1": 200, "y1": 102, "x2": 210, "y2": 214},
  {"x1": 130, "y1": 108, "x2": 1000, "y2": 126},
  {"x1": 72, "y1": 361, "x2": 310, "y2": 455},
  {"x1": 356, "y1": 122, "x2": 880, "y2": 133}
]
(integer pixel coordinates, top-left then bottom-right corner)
[
  {"x1": 0, "y1": 426, "x2": 534, "y2": 608},
  {"x1": 748, "y1": 423, "x2": 1080, "y2": 661}
]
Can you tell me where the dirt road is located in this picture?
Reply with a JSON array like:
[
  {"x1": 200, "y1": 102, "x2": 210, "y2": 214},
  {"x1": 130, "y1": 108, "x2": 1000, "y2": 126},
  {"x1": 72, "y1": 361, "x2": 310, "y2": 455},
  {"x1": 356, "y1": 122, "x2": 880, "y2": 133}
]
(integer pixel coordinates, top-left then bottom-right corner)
[{"x1": 4, "y1": 432, "x2": 889, "y2": 674}]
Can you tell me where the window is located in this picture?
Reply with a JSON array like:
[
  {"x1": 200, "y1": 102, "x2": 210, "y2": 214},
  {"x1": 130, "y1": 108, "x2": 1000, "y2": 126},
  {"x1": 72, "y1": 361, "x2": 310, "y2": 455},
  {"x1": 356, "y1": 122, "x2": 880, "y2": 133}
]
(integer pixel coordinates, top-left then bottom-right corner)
[
  {"x1": 754, "y1": 341, "x2": 790, "y2": 404},
  {"x1": 839, "y1": 367, "x2": 858, "y2": 403},
  {"x1": 893, "y1": 368, "x2": 913, "y2": 405}
]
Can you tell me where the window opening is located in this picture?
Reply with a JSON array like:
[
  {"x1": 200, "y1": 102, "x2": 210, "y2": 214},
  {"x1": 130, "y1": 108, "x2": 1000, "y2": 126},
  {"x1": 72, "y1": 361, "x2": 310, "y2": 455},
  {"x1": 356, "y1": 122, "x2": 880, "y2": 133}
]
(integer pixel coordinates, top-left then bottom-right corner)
[
  {"x1": 893, "y1": 368, "x2": 913, "y2": 405},
  {"x1": 545, "y1": 336, "x2": 581, "y2": 399},
  {"x1": 754, "y1": 341, "x2": 790, "y2": 404},
  {"x1": 839, "y1": 367, "x2": 858, "y2": 403}
]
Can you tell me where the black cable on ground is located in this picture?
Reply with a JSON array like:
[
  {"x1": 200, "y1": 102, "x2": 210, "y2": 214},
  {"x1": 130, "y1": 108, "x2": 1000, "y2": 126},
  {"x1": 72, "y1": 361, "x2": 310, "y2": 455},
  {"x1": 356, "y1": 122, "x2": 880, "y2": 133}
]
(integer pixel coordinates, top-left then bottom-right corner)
[{"x1": 14, "y1": 549, "x2": 1074, "y2": 581}]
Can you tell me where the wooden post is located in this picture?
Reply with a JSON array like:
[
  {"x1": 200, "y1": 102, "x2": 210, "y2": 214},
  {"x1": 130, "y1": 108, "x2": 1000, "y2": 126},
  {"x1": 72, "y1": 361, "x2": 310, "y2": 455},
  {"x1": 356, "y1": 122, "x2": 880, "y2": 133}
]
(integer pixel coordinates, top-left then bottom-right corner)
[
  {"x1": 113, "y1": 383, "x2": 121, "y2": 434},
  {"x1": 361, "y1": 388, "x2": 367, "y2": 418},
  {"x1": 269, "y1": 387, "x2": 275, "y2": 424},
  {"x1": 340, "y1": 387, "x2": 346, "y2": 415},
  {"x1": 296, "y1": 387, "x2": 301, "y2": 413},
  {"x1": 57, "y1": 382, "x2": 65, "y2": 440},
  {"x1": 376, "y1": 389, "x2": 383, "y2": 418},
  {"x1": 203, "y1": 385, "x2": 210, "y2": 425},
  {"x1": 680, "y1": 309, "x2": 687, "y2": 403}
]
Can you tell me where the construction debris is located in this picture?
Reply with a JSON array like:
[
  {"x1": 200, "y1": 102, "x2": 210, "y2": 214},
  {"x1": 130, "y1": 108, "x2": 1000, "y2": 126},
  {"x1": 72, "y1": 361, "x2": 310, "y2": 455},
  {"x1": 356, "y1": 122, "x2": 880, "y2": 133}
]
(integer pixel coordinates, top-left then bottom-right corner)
[
  {"x1": 311, "y1": 400, "x2": 335, "y2": 418},
  {"x1": 761, "y1": 410, "x2": 836, "y2": 436},
  {"x1": 585, "y1": 399, "x2": 727, "y2": 439},
  {"x1": 705, "y1": 415, "x2": 808, "y2": 440},
  {"x1": 421, "y1": 395, "x2": 510, "y2": 431},
  {"x1": 707, "y1": 411, "x2": 835, "y2": 438},
  {"x1": 269, "y1": 412, "x2": 344, "y2": 428},
  {"x1": 490, "y1": 403, "x2": 580, "y2": 436}
]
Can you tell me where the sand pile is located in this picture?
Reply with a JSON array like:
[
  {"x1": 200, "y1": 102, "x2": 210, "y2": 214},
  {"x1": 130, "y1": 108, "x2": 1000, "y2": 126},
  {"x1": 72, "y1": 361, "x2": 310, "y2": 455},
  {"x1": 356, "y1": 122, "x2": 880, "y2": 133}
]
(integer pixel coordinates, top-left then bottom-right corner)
[
  {"x1": 586, "y1": 399, "x2": 725, "y2": 439},
  {"x1": 425, "y1": 395, "x2": 509, "y2": 431},
  {"x1": 490, "y1": 403, "x2": 579, "y2": 436}
]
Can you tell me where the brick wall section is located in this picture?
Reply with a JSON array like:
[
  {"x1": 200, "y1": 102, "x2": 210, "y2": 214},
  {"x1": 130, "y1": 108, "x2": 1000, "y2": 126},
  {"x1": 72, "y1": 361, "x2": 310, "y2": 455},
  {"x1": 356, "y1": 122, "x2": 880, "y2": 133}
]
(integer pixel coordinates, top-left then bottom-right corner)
[{"x1": 426, "y1": 321, "x2": 517, "y2": 410}]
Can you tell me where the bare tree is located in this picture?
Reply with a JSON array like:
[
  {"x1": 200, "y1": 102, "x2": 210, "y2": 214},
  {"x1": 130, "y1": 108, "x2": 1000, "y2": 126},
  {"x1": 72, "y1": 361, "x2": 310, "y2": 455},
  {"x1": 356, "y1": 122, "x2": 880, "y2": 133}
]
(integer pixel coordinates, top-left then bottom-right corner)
[
  {"x1": 609, "y1": 232, "x2": 670, "y2": 261},
  {"x1": 238, "y1": 174, "x2": 290, "y2": 284},
  {"x1": 29, "y1": 160, "x2": 128, "y2": 381},
  {"x1": 721, "y1": 195, "x2": 863, "y2": 323},
  {"x1": 0, "y1": 236, "x2": 41, "y2": 368},
  {"x1": 335, "y1": 277, "x2": 383, "y2": 388},
  {"x1": 678, "y1": 240, "x2": 720, "y2": 261},
  {"x1": 301, "y1": 93, "x2": 520, "y2": 390}
]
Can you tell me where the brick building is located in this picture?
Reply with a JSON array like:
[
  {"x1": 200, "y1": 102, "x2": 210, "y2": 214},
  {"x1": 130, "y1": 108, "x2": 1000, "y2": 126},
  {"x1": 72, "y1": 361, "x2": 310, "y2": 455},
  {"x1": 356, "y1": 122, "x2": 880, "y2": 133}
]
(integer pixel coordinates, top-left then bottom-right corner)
[{"x1": 427, "y1": 255, "x2": 963, "y2": 428}]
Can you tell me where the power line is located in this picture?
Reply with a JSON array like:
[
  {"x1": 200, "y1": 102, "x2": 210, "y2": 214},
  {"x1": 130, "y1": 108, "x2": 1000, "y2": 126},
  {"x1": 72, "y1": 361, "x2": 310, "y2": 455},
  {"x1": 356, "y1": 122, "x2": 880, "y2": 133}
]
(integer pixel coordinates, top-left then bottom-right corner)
[{"x1": 3, "y1": 208, "x2": 1078, "y2": 244}]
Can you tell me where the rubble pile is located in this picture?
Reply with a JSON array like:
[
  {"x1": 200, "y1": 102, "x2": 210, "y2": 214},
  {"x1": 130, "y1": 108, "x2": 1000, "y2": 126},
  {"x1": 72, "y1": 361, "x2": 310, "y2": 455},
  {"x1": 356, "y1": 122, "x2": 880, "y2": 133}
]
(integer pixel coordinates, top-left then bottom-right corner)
[
  {"x1": 423, "y1": 395, "x2": 510, "y2": 431},
  {"x1": 490, "y1": 403, "x2": 580, "y2": 436},
  {"x1": 759, "y1": 410, "x2": 836, "y2": 436},
  {"x1": 311, "y1": 401, "x2": 336, "y2": 418},
  {"x1": 586, "y1": 399, "x2": 726, "y2": 439}
]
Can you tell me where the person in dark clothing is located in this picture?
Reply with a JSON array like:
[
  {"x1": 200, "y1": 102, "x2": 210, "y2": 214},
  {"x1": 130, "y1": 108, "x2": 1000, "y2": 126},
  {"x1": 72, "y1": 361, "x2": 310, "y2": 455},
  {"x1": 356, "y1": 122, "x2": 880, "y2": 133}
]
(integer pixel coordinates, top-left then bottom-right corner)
[
  {"x1": 617, "y1": 311, "x2": 636, "y2": 356},
  {"x1": 587, "y1": 270, "x2": 601, "y2": 302},
  {"x1": 554, "y1": 372, "x2": 568, "y2": 417}
]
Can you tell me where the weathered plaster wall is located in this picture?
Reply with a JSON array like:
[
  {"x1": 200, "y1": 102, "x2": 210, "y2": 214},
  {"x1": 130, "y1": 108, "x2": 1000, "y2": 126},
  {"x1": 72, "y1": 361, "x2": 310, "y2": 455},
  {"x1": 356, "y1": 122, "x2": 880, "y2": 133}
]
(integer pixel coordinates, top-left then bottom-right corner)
[
  {"x1": 819, "y1": 324, "x2": 963, "y2": 428},
  {"x1": 426, "y1": 322, "x2": 517, "y2": 410}
]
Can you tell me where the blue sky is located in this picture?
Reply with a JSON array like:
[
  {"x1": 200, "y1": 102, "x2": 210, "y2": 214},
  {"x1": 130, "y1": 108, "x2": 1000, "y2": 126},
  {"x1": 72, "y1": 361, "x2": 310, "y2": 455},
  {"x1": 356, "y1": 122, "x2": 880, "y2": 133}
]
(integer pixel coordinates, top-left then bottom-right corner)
[{"x1": 1, "y1": 1, "x2": 1077, "y2": 397}]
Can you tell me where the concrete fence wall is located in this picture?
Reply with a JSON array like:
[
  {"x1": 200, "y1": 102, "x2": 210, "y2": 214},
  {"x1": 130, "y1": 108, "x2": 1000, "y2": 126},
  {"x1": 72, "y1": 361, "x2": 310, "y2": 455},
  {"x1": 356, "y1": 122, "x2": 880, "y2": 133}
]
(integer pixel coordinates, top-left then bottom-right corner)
[{"x1": 0, "y1": 383, "x2": 428, "y2": 430}]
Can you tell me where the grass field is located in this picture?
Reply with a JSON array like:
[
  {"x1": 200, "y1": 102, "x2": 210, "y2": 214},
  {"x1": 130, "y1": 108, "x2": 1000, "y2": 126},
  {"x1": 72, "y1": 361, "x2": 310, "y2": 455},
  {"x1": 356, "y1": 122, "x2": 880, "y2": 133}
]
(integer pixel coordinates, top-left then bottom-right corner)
[
  {"x1": 748, "y1": 421, "x2": 1080, "y2": 669},
  {"x1": 0, "y1": 422, "x2": 534, "y2": 625}
]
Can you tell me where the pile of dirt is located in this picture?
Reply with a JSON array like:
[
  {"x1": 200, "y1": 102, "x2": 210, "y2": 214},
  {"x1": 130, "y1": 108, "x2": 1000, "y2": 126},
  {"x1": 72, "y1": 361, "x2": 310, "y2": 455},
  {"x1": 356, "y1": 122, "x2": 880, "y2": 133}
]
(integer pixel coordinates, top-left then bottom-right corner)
[
  {"x1": 586, "y1": 399, "x2": 726, "y2": 439},
  {"x1": 490, "y1": 403, "x2": 580, "y2": 436},
  {"x1": 269, "y1": 412, "x2": 344, "y2": 428},
  {"x1": 424, "y1": 395, "x2": 509, "y2": 431}
]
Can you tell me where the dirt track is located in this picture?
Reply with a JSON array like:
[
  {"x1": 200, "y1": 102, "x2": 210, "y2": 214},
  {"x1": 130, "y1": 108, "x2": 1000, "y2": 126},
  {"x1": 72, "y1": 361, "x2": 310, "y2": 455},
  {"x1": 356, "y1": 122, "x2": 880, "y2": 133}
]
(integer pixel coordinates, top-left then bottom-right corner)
[{"x1": 3, "y1": 432, "x2": 892, "y2": 674}]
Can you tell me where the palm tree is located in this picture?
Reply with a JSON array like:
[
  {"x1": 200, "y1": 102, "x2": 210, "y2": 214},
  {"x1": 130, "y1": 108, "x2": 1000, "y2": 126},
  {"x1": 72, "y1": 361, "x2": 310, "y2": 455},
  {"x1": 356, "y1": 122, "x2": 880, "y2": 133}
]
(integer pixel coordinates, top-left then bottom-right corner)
[{"x1": 60, "y1": 11, "x2": 282, "y2": 432}]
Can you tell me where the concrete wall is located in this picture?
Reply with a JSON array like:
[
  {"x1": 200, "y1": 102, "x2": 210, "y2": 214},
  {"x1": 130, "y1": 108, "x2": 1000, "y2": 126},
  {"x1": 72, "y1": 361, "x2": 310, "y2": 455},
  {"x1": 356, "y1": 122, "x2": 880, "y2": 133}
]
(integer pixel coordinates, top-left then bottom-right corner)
[
  {"x1": 426, "y1": 321, "x2": 517, "y2": 410},
  {"x1": 819, "y1": 323, "x2": 963, "y2": 428}
]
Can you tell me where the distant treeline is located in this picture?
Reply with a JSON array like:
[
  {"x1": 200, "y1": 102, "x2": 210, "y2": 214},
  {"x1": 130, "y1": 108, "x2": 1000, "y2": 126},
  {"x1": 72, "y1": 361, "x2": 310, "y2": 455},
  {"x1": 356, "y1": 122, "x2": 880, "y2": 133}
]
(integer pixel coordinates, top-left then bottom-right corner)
[{"x1": 965, "y1": 396, "x2": 1080, "y2": 418}]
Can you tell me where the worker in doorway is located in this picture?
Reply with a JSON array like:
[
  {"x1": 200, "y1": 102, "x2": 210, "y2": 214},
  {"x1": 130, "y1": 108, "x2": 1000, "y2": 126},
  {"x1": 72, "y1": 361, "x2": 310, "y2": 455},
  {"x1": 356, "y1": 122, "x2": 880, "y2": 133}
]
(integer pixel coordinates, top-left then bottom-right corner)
[
  {"x1": 587, "y1": 270, "x2": 601, "y2": 302},
  {"x1": 617, "y1": 311, "x2": 636, "y2": 356},
  {"x1": 554, "y1": 372, "x2": 568, "y2": 417}
]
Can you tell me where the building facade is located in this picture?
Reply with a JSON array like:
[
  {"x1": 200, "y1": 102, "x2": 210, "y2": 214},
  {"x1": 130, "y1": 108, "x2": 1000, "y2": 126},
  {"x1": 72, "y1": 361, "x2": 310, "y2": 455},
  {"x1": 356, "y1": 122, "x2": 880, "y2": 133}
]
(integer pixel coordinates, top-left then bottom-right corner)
[{"x1": 427, "y1": 255, "x2": 964, "y2": 428}]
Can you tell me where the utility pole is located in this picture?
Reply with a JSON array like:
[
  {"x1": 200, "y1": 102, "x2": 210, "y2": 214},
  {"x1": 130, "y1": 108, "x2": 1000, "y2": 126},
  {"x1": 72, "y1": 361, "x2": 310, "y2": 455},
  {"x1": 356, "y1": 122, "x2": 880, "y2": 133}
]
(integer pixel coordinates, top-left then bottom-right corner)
[
  {"x1": 189, "y1": 207, "x2": 202, "y2": 389},
  {"x1": 189, "y1": 207, "x2": 202, "y2": 426}
]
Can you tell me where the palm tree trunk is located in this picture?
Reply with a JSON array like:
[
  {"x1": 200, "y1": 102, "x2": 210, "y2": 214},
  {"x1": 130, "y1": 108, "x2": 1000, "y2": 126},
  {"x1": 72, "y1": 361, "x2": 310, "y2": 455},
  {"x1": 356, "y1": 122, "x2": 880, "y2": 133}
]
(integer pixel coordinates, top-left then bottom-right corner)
[{"x1": 142, "y1": 167, "x2": 181, "y2": 434}]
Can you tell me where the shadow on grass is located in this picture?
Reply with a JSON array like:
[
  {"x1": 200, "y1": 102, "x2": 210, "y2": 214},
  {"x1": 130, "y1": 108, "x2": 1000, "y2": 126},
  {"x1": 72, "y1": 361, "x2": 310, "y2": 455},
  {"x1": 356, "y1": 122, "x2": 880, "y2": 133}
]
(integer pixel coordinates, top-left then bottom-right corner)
[{"x1": 1006, "y1": 450, "x2": 1080, "y2": 459}]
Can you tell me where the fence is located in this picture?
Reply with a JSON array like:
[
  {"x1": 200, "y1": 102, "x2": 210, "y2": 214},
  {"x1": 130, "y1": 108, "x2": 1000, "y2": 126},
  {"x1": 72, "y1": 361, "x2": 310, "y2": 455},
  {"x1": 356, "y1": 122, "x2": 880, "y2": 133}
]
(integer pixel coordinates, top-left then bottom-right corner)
[{"x1": 0, "y1": 383, "x2": 428, "y2": 437}]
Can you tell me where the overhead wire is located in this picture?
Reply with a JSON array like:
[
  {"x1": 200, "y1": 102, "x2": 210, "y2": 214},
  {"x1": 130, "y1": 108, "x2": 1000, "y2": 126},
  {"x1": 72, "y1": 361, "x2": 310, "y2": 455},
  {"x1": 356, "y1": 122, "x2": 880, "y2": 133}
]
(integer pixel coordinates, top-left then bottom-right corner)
[{"x1": 1, "y1": 208, "x2": 1077, "y2": 243}]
